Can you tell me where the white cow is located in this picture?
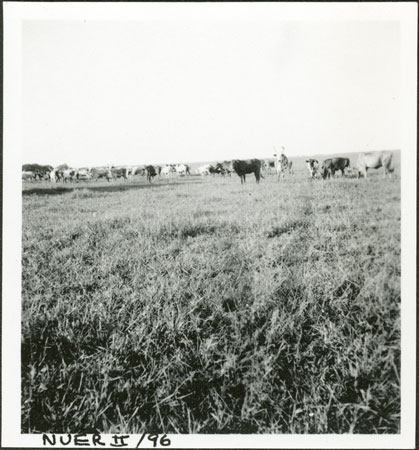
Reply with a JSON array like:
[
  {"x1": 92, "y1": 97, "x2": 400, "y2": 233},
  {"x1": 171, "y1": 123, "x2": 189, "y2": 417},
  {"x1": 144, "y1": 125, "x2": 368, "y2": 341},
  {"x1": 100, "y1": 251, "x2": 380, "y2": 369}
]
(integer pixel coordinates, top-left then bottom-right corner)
[
  {"x1": 62, "y1": 169, "x2": 76, "y2": 183},
  {"x1": 161, "y1": 165, "x2": 175, "y2": 177},
  {"x1": 356, "y1": 151, "x2": 395, "y2": 178},
  {"x1": 197, "y1": 164, "x2": 211, "y2": 176},
  {"x1": 76, "y1": 168, "x2": 92, "y2": 181},
  {"x1": 175, "y1": 164, "x2": 190, "y2": 176}
]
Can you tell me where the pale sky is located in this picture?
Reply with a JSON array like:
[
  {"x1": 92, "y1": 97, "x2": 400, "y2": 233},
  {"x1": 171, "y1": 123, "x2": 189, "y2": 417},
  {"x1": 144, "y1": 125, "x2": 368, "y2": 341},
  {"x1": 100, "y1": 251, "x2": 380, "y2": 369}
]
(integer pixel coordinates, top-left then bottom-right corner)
[{"x1": 22, "y1": 20, "x2": 400, "y2": 167}]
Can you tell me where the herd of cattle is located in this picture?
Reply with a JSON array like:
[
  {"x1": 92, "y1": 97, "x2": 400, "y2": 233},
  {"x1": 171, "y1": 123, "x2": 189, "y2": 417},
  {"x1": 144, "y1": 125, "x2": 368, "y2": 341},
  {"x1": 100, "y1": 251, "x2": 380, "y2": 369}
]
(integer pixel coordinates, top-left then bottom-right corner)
[
  {"x1": 22, "y1": 150, "x2": 395, "y2": 185},
  {"x1": 21, "y1": 163, "x2": 192, "y2": 183}
]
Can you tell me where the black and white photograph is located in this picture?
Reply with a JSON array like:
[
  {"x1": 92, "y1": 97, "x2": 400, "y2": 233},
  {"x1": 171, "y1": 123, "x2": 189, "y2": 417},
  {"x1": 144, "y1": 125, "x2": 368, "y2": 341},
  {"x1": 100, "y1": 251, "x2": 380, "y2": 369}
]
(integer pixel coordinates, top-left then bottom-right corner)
[{"x1": 2, "y1": 2, "x2": 417, "y2": 448}]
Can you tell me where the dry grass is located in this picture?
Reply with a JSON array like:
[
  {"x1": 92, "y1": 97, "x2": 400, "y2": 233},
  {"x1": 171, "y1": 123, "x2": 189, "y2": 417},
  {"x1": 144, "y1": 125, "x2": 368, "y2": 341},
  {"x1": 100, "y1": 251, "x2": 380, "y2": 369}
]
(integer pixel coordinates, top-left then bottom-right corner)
[{"x1": 22, "y1": 155, "x2": 400, "y2": 434}]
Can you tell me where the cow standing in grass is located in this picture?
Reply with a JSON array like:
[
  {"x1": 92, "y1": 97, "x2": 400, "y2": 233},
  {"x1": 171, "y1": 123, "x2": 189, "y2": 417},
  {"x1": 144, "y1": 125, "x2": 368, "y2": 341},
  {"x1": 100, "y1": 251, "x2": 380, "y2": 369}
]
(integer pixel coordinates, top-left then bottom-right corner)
[
  {"x1": 197, "y1": 164, "x2": 211, "y2": 176},
  {"x1": 321, "y1": 157, "x2": 350, "y2": 179},
  {"x1": 232, "y1": 159, "x2": 263, "y2": 184},
  {"x1": 176, "y1": 164, "x2": 190, "y2": 176},
  {"x1": 76, "y1": 168, "x2": 92, "y2": 181},
  {"x1": 213, "y1": 163, "x2": 227, "y2": 176},
  {"x1": 111, "y1": 167, "x2": 128, "y2": 180},
  {"x1": 91, "y1": 167, "x2": 113, "y2": 182},
  {"x1": 134, "y1": 166, "x2": 146, "y2": 177},
  {"x1": 306, "y1": 159, "x2": 320, "y2": 178},
  {"x1": 146, "y1": 165, "x2": 157, "y2": 182},
  {"x1": 356, "y1": 151, "x2": 394, "y2": 178},
  {"x1": 161, "y1": 165, "x2": 175, "y2": 178},
  {"x1": 62, "y1": 169, "x2": 77, "y2": 183}
]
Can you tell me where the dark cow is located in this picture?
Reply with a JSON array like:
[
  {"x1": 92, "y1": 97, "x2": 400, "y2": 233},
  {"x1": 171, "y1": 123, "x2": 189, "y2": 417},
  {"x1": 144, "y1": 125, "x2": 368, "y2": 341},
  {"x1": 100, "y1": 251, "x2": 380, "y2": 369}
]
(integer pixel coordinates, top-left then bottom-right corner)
[
  {"x1": 232, "y1": 159, "x2": 263, "y2": 184},
  {"x1": 145, "y1": 165, "x2": 157, "y2": 182},
  {"x1": 356, "y1": 151, "x2": 394, "y2": 178},
  {"x1": 321, "y1": 157, "x2": 350, "y2": 179},
  {"x1": 207, "y1": 165, "x2": 217, "y2": 175},
  {"x1": 215, "y1": 163, "x2": 227, "y2": 175},
  {"x1": 208, "y1": 163, "x2": 225, "y2": 176},
  {"x1": 306, "y1": 159, "x2": 319, "y2": 178},
  {"x1": 214, "y1": 162, "x2": 234, "y2": 176}
]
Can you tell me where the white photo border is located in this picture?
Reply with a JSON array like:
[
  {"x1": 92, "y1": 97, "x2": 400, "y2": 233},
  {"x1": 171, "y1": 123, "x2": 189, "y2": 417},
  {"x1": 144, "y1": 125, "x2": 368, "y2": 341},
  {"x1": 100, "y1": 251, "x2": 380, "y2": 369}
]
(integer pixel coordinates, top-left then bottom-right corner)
[{"x1": 3, "y1": 2, "x2": 417, "y2": 448}]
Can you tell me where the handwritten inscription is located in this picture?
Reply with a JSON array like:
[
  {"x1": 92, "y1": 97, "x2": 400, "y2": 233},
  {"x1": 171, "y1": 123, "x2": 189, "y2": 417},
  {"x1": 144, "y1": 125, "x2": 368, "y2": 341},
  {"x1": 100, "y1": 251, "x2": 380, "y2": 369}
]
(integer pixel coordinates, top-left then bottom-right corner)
[{"x1": 42, "y1": 433, "x2": 171, "y2": 448}]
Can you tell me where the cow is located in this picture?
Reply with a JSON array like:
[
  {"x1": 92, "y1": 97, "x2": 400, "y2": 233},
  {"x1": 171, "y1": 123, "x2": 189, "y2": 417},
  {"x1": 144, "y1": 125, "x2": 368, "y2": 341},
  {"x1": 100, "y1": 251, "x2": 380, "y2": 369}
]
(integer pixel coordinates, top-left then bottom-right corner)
[
  {"x1": 145, "y1": 165, "x2": 157, "y2": 182},
  {"x1": 54, "y1": 170, "x2": 64, "y2": 182},
  {"x1": 22, "y1": 171, "x2": 36, "y2": 181},
  {"x1": 132, "y1": 166, "x2": 146, "y2": 177},
  {"x1": 321, "y1": 157, "x2": 350, "y2": 179},
  {"x1": 76, "y1": 168, "x2": 92, "y2": 181},
  {"x1": 176, "y1": 164, "x2": 190, "y2": 176},
  {"x1": 161, "y1": 165, "x2": 175, "y2": 177},
  {"x1": 22, "y1": 164, "x2": 53, "y2": 180},
  {"x1": 111, "y1": 167, "x2": 128, "y2": 180},
  {"x1": 197, "y1": 164, "x2": 211, "y2": 176},
  {"x1": 125, "y1": 166, "x2": 134, "y2": 178},
  {"x1": 91, "y1": 167, "x2": 113, "y2": 182},
  {"x1": 41, "y1": 165, "x2": 53, "y2": 180},
  {"x1": 126, "y1": 165, "x2": 144, "y2": 178},
  {"x1": 356, "y1": 151, "x2": 394, "y2": 178},
  {"x1": 208, "y1": 165, "x2": 220, "y2": 176},
  {"x1": 273, "y1": 148, "x2": 293, "y2": 180},
  {"x1": 232, "y1": 159, "x2": 263, "y2": 184},
  {"x1": 213, "y1": 163, "x2": 227, "y2": 176},
  {"x1": 124, "y1": 166, "x2": 135, "y2": 178},
  {"x1": 62, "y1": 169, "x2": 77, "y2": 183},
  {"x1": 306, "y1": 159, "x2": 320, "y2": 178},
  {"x1": 211, "y1": 162, "x2": 232, "y2": 176}
]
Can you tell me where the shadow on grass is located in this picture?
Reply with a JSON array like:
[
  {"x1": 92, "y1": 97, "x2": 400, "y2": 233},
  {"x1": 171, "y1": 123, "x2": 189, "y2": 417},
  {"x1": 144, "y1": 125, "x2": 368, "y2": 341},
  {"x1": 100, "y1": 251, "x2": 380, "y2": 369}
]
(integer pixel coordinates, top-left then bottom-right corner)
[{"x1": 22, "y1": 178, "x2": 204, "y2": 196}]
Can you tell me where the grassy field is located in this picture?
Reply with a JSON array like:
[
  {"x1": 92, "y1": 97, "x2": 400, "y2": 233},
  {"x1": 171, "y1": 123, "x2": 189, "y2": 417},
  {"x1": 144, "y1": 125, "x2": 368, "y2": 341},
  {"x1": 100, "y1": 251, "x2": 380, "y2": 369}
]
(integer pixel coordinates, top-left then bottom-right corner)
[{"x1": 21, "y1": 154, "x2": 400, "y2": 434}]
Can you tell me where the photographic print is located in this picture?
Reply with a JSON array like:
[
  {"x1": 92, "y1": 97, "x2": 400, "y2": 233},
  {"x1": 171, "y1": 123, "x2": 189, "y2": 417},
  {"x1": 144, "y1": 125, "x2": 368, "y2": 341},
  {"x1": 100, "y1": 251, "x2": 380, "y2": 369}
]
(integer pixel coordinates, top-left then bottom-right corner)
[{"x1": 2, "y1": 2, "x2": 417, "y2": 448}]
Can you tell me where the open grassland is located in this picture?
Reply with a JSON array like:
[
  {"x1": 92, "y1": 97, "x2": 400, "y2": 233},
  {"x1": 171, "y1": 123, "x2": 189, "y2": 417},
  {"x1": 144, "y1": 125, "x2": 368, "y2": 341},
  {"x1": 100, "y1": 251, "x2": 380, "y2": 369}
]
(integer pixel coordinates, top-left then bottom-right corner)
[{"x1": 22, "y1": 158, "x2": 400, "y2": 433}]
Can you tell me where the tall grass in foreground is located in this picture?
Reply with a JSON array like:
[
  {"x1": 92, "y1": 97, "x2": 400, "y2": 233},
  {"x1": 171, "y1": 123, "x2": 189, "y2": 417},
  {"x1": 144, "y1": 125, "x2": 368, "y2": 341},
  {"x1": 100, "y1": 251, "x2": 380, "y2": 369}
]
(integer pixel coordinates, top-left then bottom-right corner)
[{"x1": 22, "y1": 174, "x2": 400, "y2": 433}]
